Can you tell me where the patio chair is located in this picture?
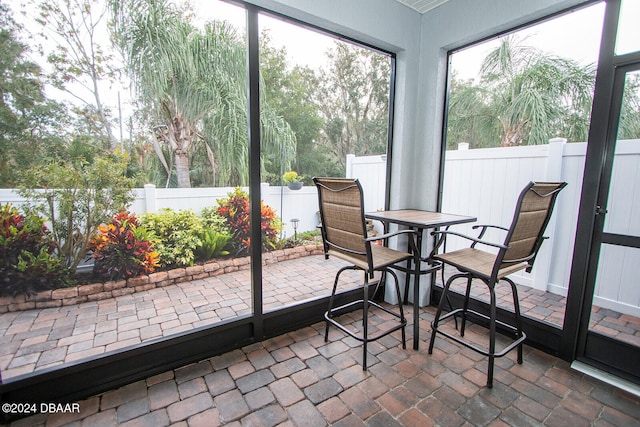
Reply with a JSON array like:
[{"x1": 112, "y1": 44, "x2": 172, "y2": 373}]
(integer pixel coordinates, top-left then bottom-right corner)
[
  {"x1": 427, "y1": 181, "x2": 566, "y2": 387},
  {"x1": 314, "y1": 177, "x2": 419, "y2": 370}
]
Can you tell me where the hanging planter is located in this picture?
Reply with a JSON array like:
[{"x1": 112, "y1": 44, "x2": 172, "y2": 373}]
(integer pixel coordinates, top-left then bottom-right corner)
[
  {"x1": 283, "y1": 171, "x2": 303, "y2": 190},
  {"x1": 287, "y1": 181, "x2": 303, "y2": 190}
]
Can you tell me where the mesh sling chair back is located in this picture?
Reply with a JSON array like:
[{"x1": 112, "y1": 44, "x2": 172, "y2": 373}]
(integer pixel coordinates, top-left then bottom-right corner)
[
  {"x1": 314, "y1": 177, "x2": 419, "y2": 370},
  {"x1": 427, "y1": 181, "x2": 566, "y2": 387}
]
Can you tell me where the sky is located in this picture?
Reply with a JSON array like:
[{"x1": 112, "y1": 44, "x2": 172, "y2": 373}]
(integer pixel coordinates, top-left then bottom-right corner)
[
  {"x1": 5, "y1": 0, "x2": 639, "y2": 129},
  {"x1": 192, "y1": 0, "x2": 338, "y2": 70},
  {"x1": 201, "y1": 0, "x2": 640, "y2": 82},
  {"x1": 450, "y1": 2, "x2": 608, "y2": 81}
]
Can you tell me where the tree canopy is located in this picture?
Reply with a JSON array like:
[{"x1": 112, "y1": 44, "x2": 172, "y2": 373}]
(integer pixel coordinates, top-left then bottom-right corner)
[
  {"x1": 35, "y1": 0, "x2": 121, "y2": 149},
  {"x1": 0, "y1": 3, "x2": 69, "y2": 186},
  {"x1": 447, "y1": 36, "x2": 600, "y2": 149},
  {"x1": 3, "y1": 0, "x2": 394, "y2": 189},
  {"x1": 317, "y1": 43, "x2": 391, "y2": 169},
  {"x1": 110, "y1": 0, "x2": 296, "y2": 188}
]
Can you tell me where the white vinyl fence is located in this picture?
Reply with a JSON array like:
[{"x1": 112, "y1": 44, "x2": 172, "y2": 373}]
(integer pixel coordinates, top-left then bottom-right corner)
[
  {"x1": 3, "y1": 140, "x2": 639, "y2": 316},
  {"x1": 349, "y1": 139, "x2": 640, "y2": 318},
  {"x1": 441, "y1": 138, "x2": 579, "y2": 298},
  {"x1": 444, "y1": 139, "x2": 640, "y2": 318},
  {"x1": 346, "y1": 154, "x2": 388, "y2": 212},
  {"x1": 0, "y1": 183, "x2": 320, "y2": 241}
]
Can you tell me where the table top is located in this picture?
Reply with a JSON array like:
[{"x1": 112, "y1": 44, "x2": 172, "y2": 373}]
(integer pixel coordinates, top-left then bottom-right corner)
[{"x1": 365, "y1": 209, "x2": 476, "y2": 229}]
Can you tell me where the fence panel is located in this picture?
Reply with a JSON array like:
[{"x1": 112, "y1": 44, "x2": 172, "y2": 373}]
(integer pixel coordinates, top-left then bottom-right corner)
[
  {"x1": 347, "y1": 154, "x2": 388, "y2": 212},
  {"x1": 441, "y1": 141, "x2": 577, "y2": 292},
  {"x1": 4, "y1": 140, "x2": 640, "y2": 316},
  {"x1": 441, "y1": 139, "x2": 640, "y2": 318}
]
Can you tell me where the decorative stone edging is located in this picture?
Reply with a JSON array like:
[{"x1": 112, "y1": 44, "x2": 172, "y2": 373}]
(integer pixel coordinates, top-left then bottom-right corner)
[{"x1": 0, "y1": 243, "x2": 323, "y2": 313}]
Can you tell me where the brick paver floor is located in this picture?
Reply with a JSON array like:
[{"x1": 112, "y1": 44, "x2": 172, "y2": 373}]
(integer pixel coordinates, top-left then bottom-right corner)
[
  {"x1": 0, "y1": 256, "x2": 362, "y2": 380},
  {"x1": 2, "y1": 255, "x2": 640, "y2": 381},
  {"x1": 441, "y1": 267, "x2": 640, "y2": 347},
  {"x1": 7, "y1": 304, "x2": 640, "y2": 426}
]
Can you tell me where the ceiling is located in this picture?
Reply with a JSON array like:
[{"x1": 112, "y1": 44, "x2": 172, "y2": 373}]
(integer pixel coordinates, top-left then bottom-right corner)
[{"x1": 393, "y1": 0, "x2": 451, "y2": 14}]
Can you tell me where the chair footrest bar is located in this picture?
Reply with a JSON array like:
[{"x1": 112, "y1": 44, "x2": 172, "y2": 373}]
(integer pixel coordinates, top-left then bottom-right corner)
[
  {"x1": 432, "y1": 308, "x2": 526, "y2": 358},
  {"x1": 390, "y1": 261, "x2": 442, "y2": 276},
  {"x1": 325, "y1": 316, "x2": 406, "y2": 343},
  {"x1": 327, "y1": 299, "x2": 403, "y2": 320},
  {"x1": 325, "y1": 299, "x2": 406, "y2": 343}
]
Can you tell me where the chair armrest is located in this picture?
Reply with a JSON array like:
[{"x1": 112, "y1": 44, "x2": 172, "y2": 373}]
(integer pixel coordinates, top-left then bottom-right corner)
[
  {"x1": 429, "y1": 230, "x2": 508, "y2": 257},
  {"x1": 366, "y1": 228, "x2": 417, "y2": 242},
  {"x1": 470, "y1": 224, "x2": 509, "y2": 247},
  {"x1": 472, "y1": 224, "x2": 509, "y2": 232},
  {"x1": 366, "y1": 229, "x2": 420, "y2": 258}
]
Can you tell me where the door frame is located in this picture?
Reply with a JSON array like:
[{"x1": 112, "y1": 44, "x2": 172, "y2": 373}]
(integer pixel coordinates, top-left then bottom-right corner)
[
  {"x1": 563, "y1": 0, "x2": 640, "y2": 383},
  {"x1": 578, "y1": 62, "x2": 640, "y2": 382}
]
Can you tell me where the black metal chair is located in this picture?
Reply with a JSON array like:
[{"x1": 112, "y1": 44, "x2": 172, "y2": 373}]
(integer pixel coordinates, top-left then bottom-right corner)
[
  {"x1": 314, "y1": 177, "x2": 419, "y2": 370},
  {"x1": 428, "y1": 181, "x2": 566, "y2": 387}
]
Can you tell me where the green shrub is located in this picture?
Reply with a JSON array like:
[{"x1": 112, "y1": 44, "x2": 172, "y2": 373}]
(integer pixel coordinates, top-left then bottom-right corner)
[
  {"x1": 200, "y1": 206, "x2": 231, "y2": 234},
  {"x1": 89, "y1": 211, "x2": 159, "y2": 280},
  {"x1": 0, "y1": 204, "x2": 71, "y2": 296},
  {"x1": 273, "y1": 229, "x2": 321, "y2": 250},
  {"x1": 296, "y1": 229, "x2": 321, "y2": 241},
  {"x1": 18, "y1": 153, "x2": 135, "y2": 273},
  {"x1": 195, "y1": 229, "x2": 232, "y2": 261},
  {"x1": 140, "y1": 209, "x2": 204, "y2": 268}
]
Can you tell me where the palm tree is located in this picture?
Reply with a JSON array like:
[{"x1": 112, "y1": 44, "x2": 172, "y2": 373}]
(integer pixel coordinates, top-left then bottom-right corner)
[
  {"x1": 448, "y1": 36, "x2": 596, "y2": 148},
  {"x1": 110, "y1": 0, "x2": 295, "y2": 187},
  {"x1": 446, "y1": 74, "x2": 500, "y2": 149}
]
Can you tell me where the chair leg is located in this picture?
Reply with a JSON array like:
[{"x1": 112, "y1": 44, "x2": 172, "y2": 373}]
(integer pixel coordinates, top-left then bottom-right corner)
[
  {"x1": 388, "y1": 268, "x2": 406, "y2": 349},
  {"x1": 441, "y1": 264, "x2": 458, "y2": 330},
  {"x1": 327, "y1": 266, "x2": 406, "y2": 371},
  {"x1": 429, "y1": 272, "x2": 523, "y2": 388},
  {"x1": 460, "y1": 276, "x2": 473, "y2": 337},
  {"x1": 428, "y1": 273, "x2": 458, "y2": 354},
  {"x1": 505, "y1": 277, "x2": 524, "y2": 364},
  {"x1": 487, "y1": 282, "x2": 497, "y2": 388},
  {"x1": 325, "y1": 266, "x2": 354, "y2": 342},
  {"x1": 362, "y1": 276, "x2": 369, "y2": 370}
]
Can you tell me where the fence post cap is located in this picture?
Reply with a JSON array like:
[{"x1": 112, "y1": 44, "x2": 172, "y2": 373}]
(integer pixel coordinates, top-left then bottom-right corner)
[{"x1": 549, "y1": 137, "x2": 567, "y2": 144}]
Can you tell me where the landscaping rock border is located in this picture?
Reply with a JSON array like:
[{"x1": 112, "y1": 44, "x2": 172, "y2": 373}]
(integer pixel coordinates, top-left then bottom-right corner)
[{"x1": 0, "y1": 244, "x2": 323, "y2": 313}]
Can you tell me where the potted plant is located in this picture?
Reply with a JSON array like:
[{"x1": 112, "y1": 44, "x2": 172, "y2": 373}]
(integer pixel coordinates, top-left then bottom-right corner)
[{"x1": 283, "y1": 171, "x2": 303, "y2": 190}]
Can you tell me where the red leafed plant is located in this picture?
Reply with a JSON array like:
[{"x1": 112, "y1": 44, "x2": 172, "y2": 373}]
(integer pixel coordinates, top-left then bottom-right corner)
[
  {"x1": 0, "y1": 204, "x2": 70, "y2": 296},
  {"x1": 216, "y1": 188, "x2": 281, "y2": 256},
  {"x1": 90, "y1": 211, "x2": 159, "y2": 280}
]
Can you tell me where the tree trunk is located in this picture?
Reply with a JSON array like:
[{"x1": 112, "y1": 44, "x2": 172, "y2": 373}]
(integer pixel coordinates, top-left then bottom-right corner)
[
  {"x1": 174, "y1": 151, "x2": 191, "y2": 188},
  {"x1": 165, "y1": 110, "x2": 194, "y2": 188}
]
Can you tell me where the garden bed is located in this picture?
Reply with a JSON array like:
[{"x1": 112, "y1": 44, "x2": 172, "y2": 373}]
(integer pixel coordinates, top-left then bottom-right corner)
[{"x1": 0, "y1": 244, "x2": 323, "y2": 313}]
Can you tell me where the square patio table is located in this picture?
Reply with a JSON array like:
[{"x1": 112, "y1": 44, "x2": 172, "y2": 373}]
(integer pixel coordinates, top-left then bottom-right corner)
[{"x1": 365, "y1": 209, "x2": 477, "y2": 349}]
